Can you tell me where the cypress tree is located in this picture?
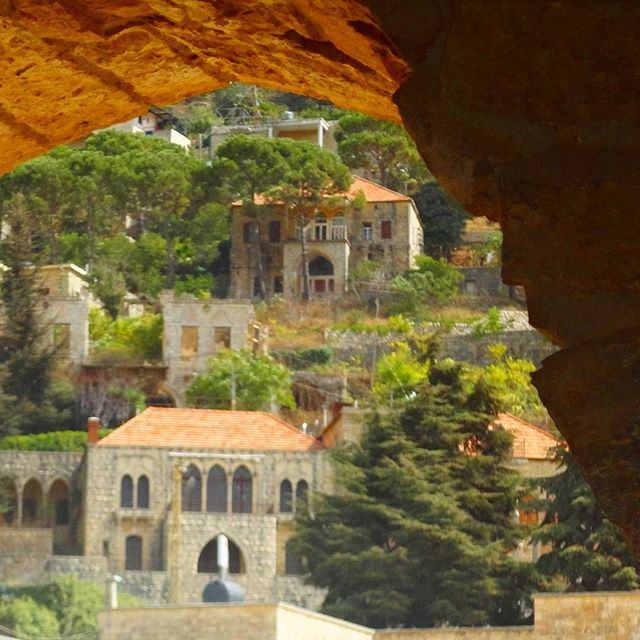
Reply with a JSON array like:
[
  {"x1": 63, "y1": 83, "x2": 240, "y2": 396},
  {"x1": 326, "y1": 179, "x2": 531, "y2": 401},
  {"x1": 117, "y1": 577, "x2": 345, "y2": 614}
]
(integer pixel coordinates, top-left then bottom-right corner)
[{"x1": 292, "y1": 361, "x2": 536, "y2": 628}]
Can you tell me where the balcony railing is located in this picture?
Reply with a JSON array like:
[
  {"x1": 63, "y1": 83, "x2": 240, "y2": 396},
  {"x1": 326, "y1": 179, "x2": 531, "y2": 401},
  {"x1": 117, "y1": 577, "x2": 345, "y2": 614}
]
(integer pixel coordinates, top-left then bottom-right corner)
[{"x1": 296, "y1": 225, "x2": 348, "y2": 242}]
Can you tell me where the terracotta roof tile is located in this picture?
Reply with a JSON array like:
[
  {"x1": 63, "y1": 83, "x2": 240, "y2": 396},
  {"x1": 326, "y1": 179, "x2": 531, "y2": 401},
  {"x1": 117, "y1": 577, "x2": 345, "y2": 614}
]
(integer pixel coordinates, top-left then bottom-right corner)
[
  {"x1": 494, "y1": 412, "x2": 559, "y2": 460},
  {"x1": 97, "y1": 407, "x2": 323, "y2": 452},
  {"x1": 234, "y1": 175, "x2": 412, "y2": 207}
]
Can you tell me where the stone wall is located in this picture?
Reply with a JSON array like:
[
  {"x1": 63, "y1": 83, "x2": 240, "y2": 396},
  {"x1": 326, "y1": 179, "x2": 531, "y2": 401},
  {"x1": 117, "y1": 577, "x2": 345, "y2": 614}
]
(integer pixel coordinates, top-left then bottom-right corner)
[
  {"x1": 0, "y1": 528, "x2": 52, "y2": 582},
  {"x1": 326, "y1": 326, "x2": 556, "y2": 368},
  {"x1": 160, "y1": 290, "x2": 256, "y2": 402},
  {"x1": 98, "y1": 592, "x2": 640, "y2": 640},
  {"x1": 456, "y1": 267, "x2": 504, "y2": 297},
  {"x1": 42, "y1": 295, "x2": 90, "y2": 366}
]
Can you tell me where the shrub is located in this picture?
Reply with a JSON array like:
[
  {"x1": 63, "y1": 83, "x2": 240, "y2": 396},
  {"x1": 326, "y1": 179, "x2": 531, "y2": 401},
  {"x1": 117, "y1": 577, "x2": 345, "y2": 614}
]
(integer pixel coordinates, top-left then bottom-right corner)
[
  {"x1": 272, "y1": 346, "x2": 333, "y2": 370},
  {"x1": 0, "y1": 596, "x2": 60, "y2": 639},
  {"x1": 0, "y1": 429, "x2": 113, "y2": 451}
]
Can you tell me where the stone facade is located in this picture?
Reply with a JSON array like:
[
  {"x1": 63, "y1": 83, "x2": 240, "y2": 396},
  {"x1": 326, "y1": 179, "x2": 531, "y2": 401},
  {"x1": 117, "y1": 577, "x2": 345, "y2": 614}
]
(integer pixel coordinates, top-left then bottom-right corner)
[
  {"x1": 160, "y1": 291, "x2": 264, "y2": 402},
  {"x1": 456, "y1": 267, "x2": 504, "y2": 297},
  {"x1": 230, "y1": 177, "x2": 423, "y2": 300}
]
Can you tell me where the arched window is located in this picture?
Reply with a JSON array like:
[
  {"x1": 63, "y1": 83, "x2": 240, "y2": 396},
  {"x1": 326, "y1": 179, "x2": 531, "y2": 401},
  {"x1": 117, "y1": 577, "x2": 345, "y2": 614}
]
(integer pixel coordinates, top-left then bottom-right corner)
[
  {"x1": 285, "y1": 538, "x2": 303, "y2": 575},
  {"x1": 0, "y1": 478, "x2": 17, "y2": 526},
  {"x1": 232, "y1": 466, "x2": 252, "y2": 514},
  {"x1": 206, "y1": 466, "x2": 227, "y2": 513},
  {"x1": 308, "y1": 255, "x2": 334, "y2": 276},
  {"x1": 296, "y1": 480, "x2": 309, "y2": 508},
  {"x1": 197, "y1": 537, "x2": 244, "y2": 574},
  {"x1": 22, "y1": 478, "x2": 43, "y2": 525},
  {"x1": 279, "y1": 479, "x2": 293, "y2": 513},
  {"x1": 137, "y1": 475, "x2": 149, "y2": 509},
  {"x1": 125, "y1": 535, "x2": 142, "y2": 570},
  {"x1": 120, "y1": 475, "x2": 133, "y2": 508},
  {"x1": 48, "y1": 479, "x2": 70, "y2": 526},
  {"x1": 182, "y1": 464, "x2": 202, "y2": 512}
]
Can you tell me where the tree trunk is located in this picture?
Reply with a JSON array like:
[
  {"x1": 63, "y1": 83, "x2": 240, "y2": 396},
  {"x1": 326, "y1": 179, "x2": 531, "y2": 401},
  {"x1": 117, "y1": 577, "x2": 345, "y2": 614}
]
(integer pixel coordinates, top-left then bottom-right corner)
[{"x1": 299, "y1": 215, "x2": 311, "y2": 301}]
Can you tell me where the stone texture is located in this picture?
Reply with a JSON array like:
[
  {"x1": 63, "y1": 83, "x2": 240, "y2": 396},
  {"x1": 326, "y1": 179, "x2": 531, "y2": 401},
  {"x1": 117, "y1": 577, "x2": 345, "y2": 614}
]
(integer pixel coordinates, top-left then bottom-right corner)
[{"x1": 1, "y1": 1, "x2": 639, "y2": 557}]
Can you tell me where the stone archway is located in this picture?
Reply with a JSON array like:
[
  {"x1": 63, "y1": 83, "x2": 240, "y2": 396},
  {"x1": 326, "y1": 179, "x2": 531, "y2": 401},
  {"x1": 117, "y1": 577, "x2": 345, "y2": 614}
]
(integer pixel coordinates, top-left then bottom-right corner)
[{"x1": 1, "y1": 3, "x2": 640, "y2": 555}]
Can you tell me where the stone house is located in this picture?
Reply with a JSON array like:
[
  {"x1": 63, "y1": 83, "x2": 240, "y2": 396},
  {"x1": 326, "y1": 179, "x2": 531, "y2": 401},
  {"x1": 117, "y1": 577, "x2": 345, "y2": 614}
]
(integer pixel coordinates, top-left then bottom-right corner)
[
  {"x1": 0, "y1": 408, "x2": 330, "y2": 608},
  {"x1": 230, "y1": 176, "x2": 423, "y2": 300}
]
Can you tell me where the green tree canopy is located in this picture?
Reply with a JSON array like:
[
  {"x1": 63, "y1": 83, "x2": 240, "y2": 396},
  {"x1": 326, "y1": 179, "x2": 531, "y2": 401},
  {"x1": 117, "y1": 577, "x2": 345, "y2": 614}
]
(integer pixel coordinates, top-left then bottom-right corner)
[
  {"x1": 411, "y1": 181, "x2": 468, "y2": 259},
  {"x1": 335, "y1": 113, "x2": 428, "y2": 192},
  {"x1": 186, "y1": 348, "x2": 295, "y2": 411},
  {"x1": 532, "y1": 447, "x2": 640, "y2": 592},
  {"x1": 292, "y1": 360, "x2": 534, "y2": 628}
]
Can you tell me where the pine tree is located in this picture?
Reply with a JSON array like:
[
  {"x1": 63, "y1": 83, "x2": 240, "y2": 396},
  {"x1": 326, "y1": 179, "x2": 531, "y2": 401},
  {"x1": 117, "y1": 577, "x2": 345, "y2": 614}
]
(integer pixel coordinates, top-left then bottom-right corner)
[
  {"x1": 532, "y1": 447, "x2": 640, "y2": 591},
  {"x1": 0, "y1": 194, "x2": 73, "y2": 435},
  {"x1": 292, "y1": 361, "x2": 536, "y2": 628}
]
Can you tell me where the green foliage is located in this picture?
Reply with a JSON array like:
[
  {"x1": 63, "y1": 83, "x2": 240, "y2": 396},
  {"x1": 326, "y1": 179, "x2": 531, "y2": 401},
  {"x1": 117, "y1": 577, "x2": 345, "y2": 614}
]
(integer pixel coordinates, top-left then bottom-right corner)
[
  {"x1": 292, "y1": 360, "x2": 535, "y2": 628},
  {"x1": 186, "y1": 349, "x2": 295, "y2": 411},
  {"x1": 272, "y1": 346, "x2": 333, "y2": 370},
  {"x1": 0, "y1": 131, "x2": 228, "y2": 306},
  {"x1": 373, "y1": 342, "x2": 430, "y2": 401},
  {"x1": 390, "y1": 256, "x2": 463, "y2": 317},
  {"x1": 2, "y1": 576, "x2": 145, "y2": 639},
  {"x1": 471, "y1": 230, "x2": 503, "y2": 266},
  {"x1": 0, "y1": 428, "x2": 113, "y2": 451},
  {"x1": 0, "y1": 595, "x2": 60, "y2": 639},
  {"x1": 411, "y1": 181, "x2": 468, "y2": 259},
  {"x1": 533, "y1": 448, "x2": 640, "y2": 592},
  {"x1": 465, "y1": 344, "x2": 544, "y2": 422},
  {"x1": 470, "y1": 307, "x2": 513, "y2": 339},
  {"x1": 335, "y1": 113, "x2": 428, "y2": 191},
  {"x1": 89, "y1": 308, "x2": 162, "y2": 364}
]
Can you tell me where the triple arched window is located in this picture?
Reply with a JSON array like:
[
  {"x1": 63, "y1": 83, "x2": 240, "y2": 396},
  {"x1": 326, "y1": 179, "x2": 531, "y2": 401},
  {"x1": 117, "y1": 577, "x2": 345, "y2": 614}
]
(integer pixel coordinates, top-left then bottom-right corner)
[
  {"x1": 182, "y1": 464, "x2": 253, "y2": 514},
  {"x1": 279, "y1": 479, "x2": 309, "y2": 513},
  {"x1": 120, "y1": 475, "x2": 150, "y2": 509}
]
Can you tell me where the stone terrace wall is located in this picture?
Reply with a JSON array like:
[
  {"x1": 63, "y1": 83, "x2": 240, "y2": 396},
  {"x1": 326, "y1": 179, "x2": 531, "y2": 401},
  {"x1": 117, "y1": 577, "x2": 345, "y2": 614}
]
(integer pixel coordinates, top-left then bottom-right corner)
[
  {"x1": 456, "y1": 267, "x2": 504, "y2": 297},
  {"x1": 98, "y1": 592, "x2": 640, "y2": 640},
  {"x1": 0, "y1": 528, "x2": 52, "y2": 582}
]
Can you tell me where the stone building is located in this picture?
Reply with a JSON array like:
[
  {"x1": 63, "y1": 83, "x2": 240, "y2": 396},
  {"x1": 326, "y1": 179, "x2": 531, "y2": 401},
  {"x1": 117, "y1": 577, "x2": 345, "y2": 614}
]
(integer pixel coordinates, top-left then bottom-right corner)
[
  {"x1": 160, "y1": 291, "x2": 267, "y2": 403},
  {"x1": 230, "y1": 176, "x2": 423, "y2": 300},
  {"x1": 0, "y1": 408, "x2": 330, "y2": 608}
]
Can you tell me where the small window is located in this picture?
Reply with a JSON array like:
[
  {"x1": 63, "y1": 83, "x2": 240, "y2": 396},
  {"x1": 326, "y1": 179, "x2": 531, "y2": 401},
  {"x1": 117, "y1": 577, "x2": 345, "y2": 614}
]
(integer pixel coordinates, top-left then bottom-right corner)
[
  {"x1": 243, "y1": 221, "x2": 257, "y2": 243},
  {"x1": 253, "y1": 277, "x2": 261, "y2": 297},
  {"x1": 181, "y1": 326, "x2": 198, "y2": 359},
  {"x1": 137, "y1": 475, "x2": 149, "y2": 509},
  {"x1": 125, "y1": 535, "x2": 143, "y2": 570},
  {"x1": 206, "y1": 466, "x2": 228, "y2": 513},
  {"x1": 296, "y1": 480, "x2": 309, "y2": 507},
  {"x1": 120, "y1": 475, "x2": 133, "y2": 508},
  {"x1": 273, "y1": 276, "x2": 283, "y2": 294},
  {"x1": 213, "y1": 327, "x2": 231, "y2": 350},
  {"x1": 182, "y1": 464, "x2": 202, "y2": 512},
  {"x1": 102, "y1": 540, "x2": 109, "y2": 557},
  {"x1": 280, "y1": 479, "x2": 293, "y2": 513},
  {"x1": 362, "y1": 222, "x2": 372, "y2": 240},
  {"x1": 381, "y1": 220, "x2": 392, "y2": 240},
  {"x1": 232, "y1": 466, "x2": 252, "y2": 514},
  {"x1": 269, "y1": 220, "x2": 281, "y2": 243}
]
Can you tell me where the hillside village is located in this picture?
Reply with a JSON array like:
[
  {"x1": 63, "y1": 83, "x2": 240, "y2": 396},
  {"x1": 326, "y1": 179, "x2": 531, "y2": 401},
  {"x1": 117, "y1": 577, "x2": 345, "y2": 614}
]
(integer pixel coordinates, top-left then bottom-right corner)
[{"x1": 0, "y1": 86, "x2": 634, "y2": 639}]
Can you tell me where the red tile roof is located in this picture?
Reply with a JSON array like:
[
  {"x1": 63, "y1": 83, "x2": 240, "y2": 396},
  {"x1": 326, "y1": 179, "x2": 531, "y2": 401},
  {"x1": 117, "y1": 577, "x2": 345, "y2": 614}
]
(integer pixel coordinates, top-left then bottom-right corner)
[
  {"x1": 233, "y1": 175, "x2": 412, "y2": 207},
  {"x1": 97, "y1": 407, "x2": 323, "y2": 452},
  {"x1": 494, "y1": 413, "x2": 559, "y2": 460}
]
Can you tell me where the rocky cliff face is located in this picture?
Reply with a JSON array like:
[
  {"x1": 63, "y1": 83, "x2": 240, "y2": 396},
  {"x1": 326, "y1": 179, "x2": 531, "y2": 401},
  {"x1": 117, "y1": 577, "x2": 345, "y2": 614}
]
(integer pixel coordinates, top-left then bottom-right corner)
[{"x1": 2, "y1": 1, "x2": 640, "y2": 556}]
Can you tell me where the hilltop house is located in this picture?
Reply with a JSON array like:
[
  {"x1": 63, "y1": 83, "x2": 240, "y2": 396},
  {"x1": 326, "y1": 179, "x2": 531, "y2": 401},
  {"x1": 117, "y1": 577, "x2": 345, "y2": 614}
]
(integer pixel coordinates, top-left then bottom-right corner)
[{"x1": 230, "y1": 175, "x2": 424, "y2": 300}]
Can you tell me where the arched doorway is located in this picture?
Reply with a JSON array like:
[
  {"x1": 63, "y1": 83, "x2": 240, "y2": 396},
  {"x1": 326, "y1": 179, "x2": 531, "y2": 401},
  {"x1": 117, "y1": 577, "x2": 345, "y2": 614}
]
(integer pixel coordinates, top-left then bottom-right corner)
[
  {"x1": 48, "y1": 479, "x2": 70, "y2": 526},
  {"x1": 232, "y1": 466, "x2": 252, "y2": 514},
  {"x1": 0, "y1": 478, "x2": 17, "y2": 527},
  {"x1": 197, "y1": 537, "x2": 245, "y2": 574},
  {"x1": 22, "y1": 479, "x2": 43, "y2": 526},
  {"x1": 308, "y1": 255, "x2": 334, "y2": 296},
  {"x1": 206, "y1": 466, "x2": 227, "y2": 513}
]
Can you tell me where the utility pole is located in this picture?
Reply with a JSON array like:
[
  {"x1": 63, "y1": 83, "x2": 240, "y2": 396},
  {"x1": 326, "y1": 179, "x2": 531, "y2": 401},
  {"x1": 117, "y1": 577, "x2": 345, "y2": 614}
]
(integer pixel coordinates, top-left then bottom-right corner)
[{"x1": 231, "y1": 367, "x2": 237, "y2": 410}]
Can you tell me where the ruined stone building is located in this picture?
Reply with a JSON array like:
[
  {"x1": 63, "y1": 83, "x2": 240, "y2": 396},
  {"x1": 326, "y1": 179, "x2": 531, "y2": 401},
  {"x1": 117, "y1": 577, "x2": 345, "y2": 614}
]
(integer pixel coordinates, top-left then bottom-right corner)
[{"x1": 230, "y1": 176, "x2": 424, "y2": 300}]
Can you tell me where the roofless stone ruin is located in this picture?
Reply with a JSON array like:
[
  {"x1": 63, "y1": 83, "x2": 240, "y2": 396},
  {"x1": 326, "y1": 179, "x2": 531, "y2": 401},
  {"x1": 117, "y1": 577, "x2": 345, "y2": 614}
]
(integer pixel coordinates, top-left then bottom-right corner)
[{"x1": 1, "y1": 1, "x2": 639, "y2": 555}]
